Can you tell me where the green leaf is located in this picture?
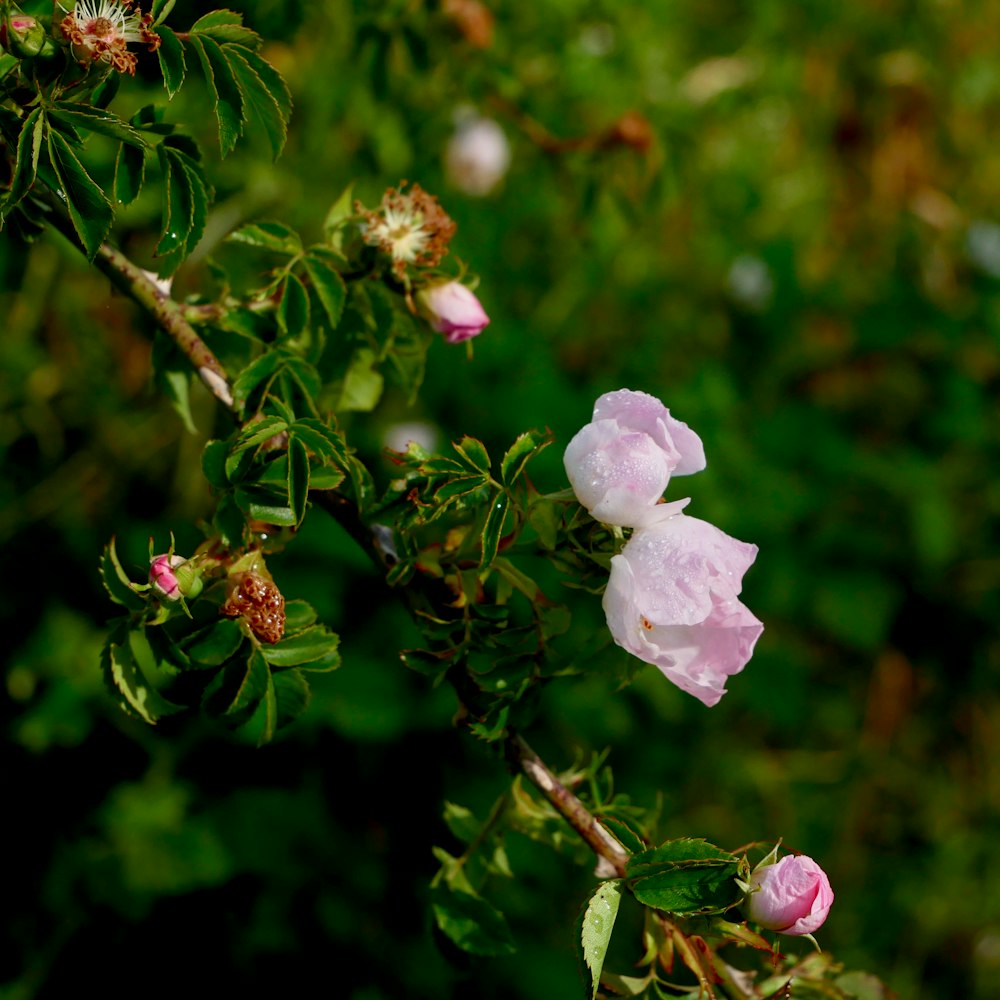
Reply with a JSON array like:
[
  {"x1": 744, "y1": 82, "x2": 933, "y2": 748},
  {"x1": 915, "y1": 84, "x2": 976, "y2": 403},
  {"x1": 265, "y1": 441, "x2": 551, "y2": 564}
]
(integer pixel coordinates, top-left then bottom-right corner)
[
  {"x1": 323, "y1": 182, "x2": 355, "y2": 240},
  {"x1": 232, "y1": 351, "x2": 285, "y2": 413},
  {"x1": 46, "y1": 129, "x2": 113, "y2": 260},
  {"x1": 233, "y1": 488, "x2": 297, "y2": 526},
  {"x1": 102, "y1": 623, "x2": 183, "y2": 724},
  {"x1": 1, "y1": 107, "x2": 44, "y2": 220},
  {"x1": 191, "y1": 9, "x2": 244, "y2": 29},
  {"x1": 480, "y1": 492, "x2": 510, "y2": 570},
  {"x1": 235, "y1": 46, "x2": 292, "y2": 130},
  {"x1": 100, "y1": 539, "x2": 147, "y2": 611},
  {"x1": 287, "y1": 434, "x2": 310, "y2": 527},
  {"x1": 273, "y1": 668, "x2": 311, "y2": 730},
  {"x1": 260, "y1": 624, "x2": 340, "y2": 670},
  {"x1": 154, "y1": 146, "x2": 208, "y2": 274},
  {"x1": 284, "y1": 599, "x2": 318, "y2": 633},
  {"x1": 151, "y1": 0, "x2": 176, "y2": 25},
  {"x1": 454, "y1": 436, "x2": 491, "y2": 475},
  {"x1": 227, "y1": 646, "x2": 271, "y2": 717},
  {"x1": 155, "y1": 143, "x2": 187, "y2": 256},
  {"x1": 430, "y1": 885, "x2": 517, "y2": 957},
  {"x1": 626, "y1": 839, "x2": 742, "y2": 916},
  {"x1": 231, "y1": 414, "x2": 289, "y2": 458},
  {"x1": 302, "y1": 253, "x2": 346, "y2": 331},
  {"x1": 291, "y1": 418, "x2": 348, "y2": 465},
  {"x1": 202, "y1": 438, "x2": 229, "y2": 488},
  {"x1": 190, "y1": 10, "x2": 259, "y2": 47},
  {"x1": 400, "y1": 647, "x2": 455, "y2": 677},
  {"x1": 49, "y1": 103, "x2": 147, "y2": 148},
  {"x1": 156, "y1": 25, "x2": 187, "y2": 98},
  {"x1": 337, "y1": 348, "x2": 383, "y2": 412},
  {"x1": 114, "y1": 141, "x2": 145, "y2": 205},
  {"x1": 627, "y1": 839, "x2": 737, "y2": 877},
  {"x1": 213, "y1": 493, "x2": 248, "y2": 549},
  {"x1": 501, "y1": 430, "x2": 552, "y2": 487},
  {"x1": 184, "y1": 618, "x2": 246, "y2": 667},
  {"x1": 227, "y1": 220, "x2": 302, "y2": 254},
  {"x1": 278, "y1": 273, "x2": 310, "y2": 339},
  {"x1": 581, "y1": 881, "x2": 624, "y2": 1000},
  {"x1": 599, "y1": 816, "x2": 647, "y2": 855},
  {"x1": 227, "y1": 46, "x2": 288, "y2": 159},
  {"x1": 188, "y1": 34, "x2": 244, "y2": 156}
]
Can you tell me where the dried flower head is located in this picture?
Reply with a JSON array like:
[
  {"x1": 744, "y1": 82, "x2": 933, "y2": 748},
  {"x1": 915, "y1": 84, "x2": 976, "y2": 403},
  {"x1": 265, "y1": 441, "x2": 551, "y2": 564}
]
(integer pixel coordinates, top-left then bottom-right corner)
[
  {"x1": 221, "y1": 572, "x2": 286, "y2": 644},
  {"x1": 359, "y1": 182, "x2": 456, "y2": 275},
  {"x1": 59, "y1": 0, "x2": 159, "y2": 75}
]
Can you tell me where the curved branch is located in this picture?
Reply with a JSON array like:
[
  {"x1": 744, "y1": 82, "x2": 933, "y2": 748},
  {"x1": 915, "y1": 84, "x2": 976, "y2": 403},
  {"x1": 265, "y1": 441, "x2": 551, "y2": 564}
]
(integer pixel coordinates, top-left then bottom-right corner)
[
  {"x1": 93, "y1": 243, "x2": 235, "y2": 410},
  {"x1": 507, "y1": 732, "x2": 630, "y2": 878},
  {"x1": 47, "y1": 211, "x2": 235, "y2": 411}
]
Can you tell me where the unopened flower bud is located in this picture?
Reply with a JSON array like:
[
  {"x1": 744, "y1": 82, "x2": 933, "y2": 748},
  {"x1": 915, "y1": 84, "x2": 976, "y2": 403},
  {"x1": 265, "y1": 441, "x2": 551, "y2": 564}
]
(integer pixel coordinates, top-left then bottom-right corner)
[
  {"x1": 149, "y1": 554, "x2": 184, "y2": 600},
  {"x1": 149, "y1": 553, "x2": 204, "y2": 601},
  {"x1": 1, "y1": 11, "x2": 47, "y2": 58},
  {"x1": 416, "y1": 281, "x2": 490, "y2": 344},
  {"x1": 746, "y1": 854, "x2": 834, "y2": 936}
]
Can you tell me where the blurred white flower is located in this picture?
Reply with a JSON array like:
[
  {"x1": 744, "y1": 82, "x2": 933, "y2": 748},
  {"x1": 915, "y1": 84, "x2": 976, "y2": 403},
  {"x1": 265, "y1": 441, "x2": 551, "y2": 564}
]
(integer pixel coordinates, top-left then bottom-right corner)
[
  {"x1": 383, "y1": 421, "x2": 440, "y2": 455},
  {"x1": 726, "y1": 255, "x2": 773, "y2": 312},
  {"x1": 445, "y1": 115, "x2": 511, "y2": 197},
  {"x1": 966, "y1": 221, "x2": 1000, "y2": 279}
]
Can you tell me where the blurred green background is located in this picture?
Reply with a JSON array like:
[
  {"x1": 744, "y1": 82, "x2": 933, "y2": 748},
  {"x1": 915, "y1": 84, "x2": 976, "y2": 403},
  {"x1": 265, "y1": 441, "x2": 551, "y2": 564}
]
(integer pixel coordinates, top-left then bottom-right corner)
[{"x1": 3, "y1": 0, "x2": 1000, "y2": 996}]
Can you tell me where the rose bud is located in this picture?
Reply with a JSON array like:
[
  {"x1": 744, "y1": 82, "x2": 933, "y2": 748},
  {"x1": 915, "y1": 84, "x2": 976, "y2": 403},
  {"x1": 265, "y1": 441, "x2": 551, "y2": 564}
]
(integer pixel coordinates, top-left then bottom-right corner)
[
  {"x1": 602, "y1": 510, "x2": 763, "y2": 706},
  {"x1": 149, "y1": 554, "x2": 184, "y2": 600},
  {"x1": 563, "y1": 389, "x2": 706, "y2": 528},
  {"x1": 416, "y1": 281, "x2": 490, "y2": 344},
  {"x1": 746, "y1": 854, "x2": 834, "y2": 936},
  {"x1": 1, "y1": 11, "x2": 47, "y2": 58},
  {"x1": 149, "y1": 553, "x2": 203, "y2": 601}
]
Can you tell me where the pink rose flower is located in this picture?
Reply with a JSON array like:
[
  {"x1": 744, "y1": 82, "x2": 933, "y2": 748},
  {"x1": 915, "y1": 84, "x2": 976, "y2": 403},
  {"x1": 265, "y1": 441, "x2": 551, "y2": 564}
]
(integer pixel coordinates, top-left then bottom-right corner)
[
  {"x1": 602, "y1": 510, "x2": 763, "y2": 706},
  {"x1": 149, "y1": 553, "x2": 185, "y2": 600},
  {"x1": 417, "y1": 281, "x2": 490, "y2": 344},
  {"x1": 747, "y1": 855, "x2": 834, "y2": 936},
  {"x1": 563, "y1": 389, "x2": 706, "y2": 527}
]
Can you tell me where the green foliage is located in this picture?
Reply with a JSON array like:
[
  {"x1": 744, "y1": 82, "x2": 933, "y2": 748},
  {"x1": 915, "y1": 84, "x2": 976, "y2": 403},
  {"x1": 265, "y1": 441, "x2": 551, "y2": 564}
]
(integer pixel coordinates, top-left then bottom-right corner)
[
  {"x1": 3, "y1": 0, "x2": 997, "y2": 996},
  {"x1": 580, "y1": 880, "x2": 623, "y2": 1000}
]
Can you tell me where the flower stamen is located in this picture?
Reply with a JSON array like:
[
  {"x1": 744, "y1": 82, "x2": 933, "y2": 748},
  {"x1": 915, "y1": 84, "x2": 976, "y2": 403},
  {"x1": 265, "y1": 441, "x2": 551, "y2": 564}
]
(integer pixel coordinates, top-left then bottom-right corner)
[{"x1": 59, "y1": 0, "x2": 160, "y2": 76}]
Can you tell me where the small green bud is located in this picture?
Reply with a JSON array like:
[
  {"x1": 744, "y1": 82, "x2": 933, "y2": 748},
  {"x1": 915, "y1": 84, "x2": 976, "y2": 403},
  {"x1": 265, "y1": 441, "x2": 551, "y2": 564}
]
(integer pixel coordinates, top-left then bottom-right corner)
[{"x1": 0, "y1": 11, "x2": 47, "y2": 59}]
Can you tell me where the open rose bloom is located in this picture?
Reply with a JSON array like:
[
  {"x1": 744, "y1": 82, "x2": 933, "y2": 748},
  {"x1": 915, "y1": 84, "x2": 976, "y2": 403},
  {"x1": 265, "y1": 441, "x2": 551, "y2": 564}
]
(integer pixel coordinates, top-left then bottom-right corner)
[
  {"x1": 747, "y1": 855, "x2": 834, "y2": 936},
  {"x1": 563, "y1": 389, "x2": 705, "y2": 527},
  {"x1": 603, "y1": 511, "x2": 763, "y2": 706},
  {"x1": 565, "y1": 388, "x2": 763, "y2": 705}
]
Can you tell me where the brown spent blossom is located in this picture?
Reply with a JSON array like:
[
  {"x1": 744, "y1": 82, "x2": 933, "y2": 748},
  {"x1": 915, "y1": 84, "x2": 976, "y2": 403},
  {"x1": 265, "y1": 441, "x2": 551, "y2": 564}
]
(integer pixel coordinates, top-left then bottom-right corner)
[
  {"x1": 358, "y1": 182, "x2": 457, "y2": 275},
  {"x1": 221, "y1": 571, "x2": 286, "y2": 644},
  {"x1": 442, "y1": 0, "x2": 494, "y2": 49},
  {"x1": 60, "y1": 0, "x2": 160, "y2": 76}
]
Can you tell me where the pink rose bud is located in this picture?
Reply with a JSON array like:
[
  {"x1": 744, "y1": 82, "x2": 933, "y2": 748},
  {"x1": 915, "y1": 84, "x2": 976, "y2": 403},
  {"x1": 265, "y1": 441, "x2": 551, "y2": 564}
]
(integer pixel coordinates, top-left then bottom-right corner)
[
  {"x1": 416, "y1": 281, "x2": 490, "y2": 343},
  {"x1": 445, "y1": 115, "x2": 512, "y2": 196},
  {"x1": 747, "y1": 855, "x2": 834, "y2": 936},
  {"x1": 563, "y1": 389, "x2": 706, "y2": 527},
  {"x1": 602, "y1": 510, "x2": 763, "y2": 706},
  {"x1": 149, "y1": 554, "x2": 184, "y2": 600},
  {"x1": 1, "y1": 12, "x2": 46, "y2": 58}
]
